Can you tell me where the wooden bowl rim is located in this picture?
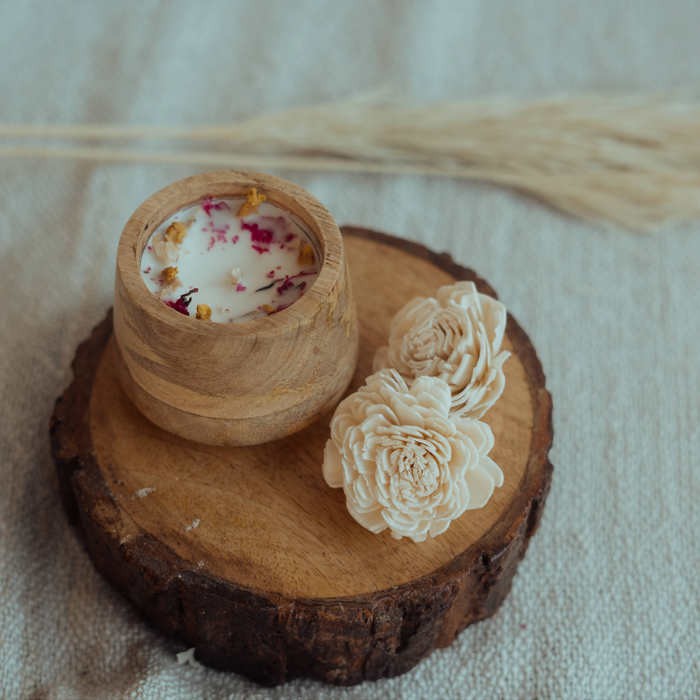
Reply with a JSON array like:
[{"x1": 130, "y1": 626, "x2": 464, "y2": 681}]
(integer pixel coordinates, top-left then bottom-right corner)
[{"x1": 116, "y1": 170, "x2": 344, "y2": 338}]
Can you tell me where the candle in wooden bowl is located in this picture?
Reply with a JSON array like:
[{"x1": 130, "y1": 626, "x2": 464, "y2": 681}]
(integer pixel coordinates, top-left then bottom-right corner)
[
  {"x1": 140, "y1": 194, "x2": 322, "y2": 322},
  {"x1": 113, "y1": 171, "x2": 358, "y2": 446}
]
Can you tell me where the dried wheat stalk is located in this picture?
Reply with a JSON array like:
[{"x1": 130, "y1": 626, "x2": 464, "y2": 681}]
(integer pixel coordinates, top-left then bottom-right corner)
[{"x1": 2, "y1": 91, "x2": 700, "y2": 232}]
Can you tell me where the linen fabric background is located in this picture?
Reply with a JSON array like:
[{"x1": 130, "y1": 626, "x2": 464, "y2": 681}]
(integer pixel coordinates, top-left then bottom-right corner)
[{"x1": 1, "y1": 1, "x2": 699, "y2": 698}]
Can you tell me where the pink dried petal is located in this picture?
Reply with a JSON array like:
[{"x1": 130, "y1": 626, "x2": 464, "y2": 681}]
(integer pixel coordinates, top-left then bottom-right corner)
[
  {"x1": 163, "y1": 299, "x2": 190, "y2": 316},
  {"x1": 251, "y1": 245, "x2": 270, "y2": 254},
  {"x1": 276, "y1": 276, "x2": 294, "y2": 295},
  {"x1": 201, "y1": 197, "x2": 230, "y2": 217},
  {"x1": 236, "y1": 283, "x2": 246, "y2": 292},
  {"x1": 241, "y1": 221, "x2": 275, "y2": 245}
]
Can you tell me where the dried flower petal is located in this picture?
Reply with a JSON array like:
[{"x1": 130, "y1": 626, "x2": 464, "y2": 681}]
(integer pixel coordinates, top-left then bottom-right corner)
[
  {"x1": 201, "y1": 197, "x2": 230, "y2": 217},
  {"x1": 237, "y1": 188, "x2": 267, "y2": 217},
  {"x1": 241, "y1": 221, "x2": 275, "y2": 245},
  {"x1": 297, "y1": 244, "x2": 315, "y2": 266},
  {"x1": 166, "y1": 221, "x2": 188, "y2": 244},
  {"x1": 196, "y1": 304, "x2": 212, "y2": 321},
  {"x1": 276, "y1": 276, "x2": 294, "y2": 295},
  {"x1": 164, "y1": 299, "x2": 190, "y2": 316},
  {"x1": 161, "y1": 266, "x2": 179, "y2": 283}
]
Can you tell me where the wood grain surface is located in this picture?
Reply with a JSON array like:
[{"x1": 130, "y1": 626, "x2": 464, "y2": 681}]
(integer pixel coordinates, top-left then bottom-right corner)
[
  {"x1": 113, "y1": 170, "x2": 358, "y2": 446},
  {"x1": 51, "y1": 227, "x2": 553, "y2": 686}
]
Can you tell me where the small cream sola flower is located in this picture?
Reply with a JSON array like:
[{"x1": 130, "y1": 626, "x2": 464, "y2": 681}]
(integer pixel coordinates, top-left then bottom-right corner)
[
  {"x1": 323, "y1": 370, "x2": 503, "y2": 542},
  {"x1": 373, "y1": 281, "x2": 510, "y2": 419}
]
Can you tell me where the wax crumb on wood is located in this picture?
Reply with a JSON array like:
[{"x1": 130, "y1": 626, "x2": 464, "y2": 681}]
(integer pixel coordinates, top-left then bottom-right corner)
[
  {"x1": 196, "y1": 304, "x2": 212, "y2": 321},
  {"x1": 133, "y1": 487, "x2": 155, "y2": 499},
  {"x1": 176, "y1": 648, "x2": 202, "y2": 668},
  {"x1": 298, "y1": 245, "x2": 314, "y2": 266},
  {"x1": 237, "y1": 187, "x2": 266, "y2": 217},
  {"x1": 184, "y1": 518, "x2": 201, "y2": 531}
]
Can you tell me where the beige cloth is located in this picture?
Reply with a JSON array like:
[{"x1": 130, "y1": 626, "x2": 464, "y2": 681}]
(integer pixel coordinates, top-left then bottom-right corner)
[{"x1": 1, "y1": 1, "x2": 699, "y2": 698}]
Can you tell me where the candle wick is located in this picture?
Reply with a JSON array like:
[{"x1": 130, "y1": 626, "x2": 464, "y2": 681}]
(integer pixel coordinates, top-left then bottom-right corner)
[{"x1": 180, "y1": 288, "x2": 199, "y2": 307}]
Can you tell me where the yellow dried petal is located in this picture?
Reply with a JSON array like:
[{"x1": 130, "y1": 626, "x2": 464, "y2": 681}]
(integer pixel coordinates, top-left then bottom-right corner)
[
  {"x1": 161, "y1": 266, "x2": 179, "y2": 283},
  {"x1": 196, "y1": 304, "x2": 212, "y2": 321},
  {"x1": 237, "y1": 187, "x2": 267, "y2": 217},
  {"x1": 297, "y1": 244, "x2": 314, "y2": 266},
  {"x1": 166, "y1": 221, "x2": 188, "y2": 244},
  {"x1": 261, "y1": 304, "x2": 275, "y2": 315}
]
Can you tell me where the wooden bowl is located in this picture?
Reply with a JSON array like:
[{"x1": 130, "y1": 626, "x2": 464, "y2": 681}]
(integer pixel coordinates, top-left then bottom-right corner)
[{"x1": 113, "y1": 171, "x2": 359, "y2": 446}]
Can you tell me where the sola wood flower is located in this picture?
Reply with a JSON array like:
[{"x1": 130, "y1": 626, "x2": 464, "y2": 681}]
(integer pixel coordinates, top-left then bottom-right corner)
[
  {"x1": 323, "y1": 370, "x2": 503, "y2": 542},
  {"x1": 373, "y1": 281, "x2": 510, "y2": 419}
]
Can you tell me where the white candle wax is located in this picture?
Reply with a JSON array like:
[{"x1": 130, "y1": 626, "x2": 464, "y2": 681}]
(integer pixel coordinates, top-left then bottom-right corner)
[{"x1": 140, "y1": 195, "x2": 321, "y2": 323}]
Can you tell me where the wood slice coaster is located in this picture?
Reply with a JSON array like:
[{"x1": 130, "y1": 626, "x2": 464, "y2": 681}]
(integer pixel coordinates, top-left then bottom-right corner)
[{"x1": 51, "y1": 227, "x2": 553, "y2": 687}]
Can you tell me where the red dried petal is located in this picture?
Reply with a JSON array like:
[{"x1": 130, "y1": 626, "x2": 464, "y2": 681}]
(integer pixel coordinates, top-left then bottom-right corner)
[
  {"x1": 202, "y1": 197, "x2": 230, "y2": 217},
  {"x1": 241, "y1": 221, "x2": 275, "y2": 245},
  {"x1": 163, "y1": 299, "x2": 190, "y2": 316},
  {"x1": 276, "y1": 276, "x2": 294, "y2": 295}
]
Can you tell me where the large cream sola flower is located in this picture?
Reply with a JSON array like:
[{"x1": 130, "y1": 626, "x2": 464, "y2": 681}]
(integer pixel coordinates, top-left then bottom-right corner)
[
  {"x1": 323, "y1": 369, "x2": 503, "y2": 542},
  {"x1": 373, "y1": 281, "x2": 510, "y2": 419}
]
